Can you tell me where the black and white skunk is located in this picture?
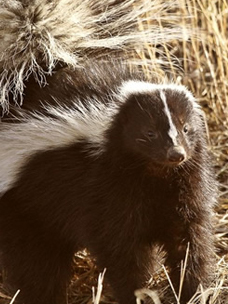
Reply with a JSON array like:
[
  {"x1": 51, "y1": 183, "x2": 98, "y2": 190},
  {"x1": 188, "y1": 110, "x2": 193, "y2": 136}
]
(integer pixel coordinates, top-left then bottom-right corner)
[{"x1": 0, "y1": 1, "x2": 217, "y2": 304}]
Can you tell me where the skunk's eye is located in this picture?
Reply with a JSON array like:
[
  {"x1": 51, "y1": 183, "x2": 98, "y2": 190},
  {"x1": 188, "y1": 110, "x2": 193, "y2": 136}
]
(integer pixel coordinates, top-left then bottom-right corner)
[
  {"x1": 183, "y1": 124, "x2": 189, "y2": 133},
  {"x1": 147, "y1": 130, "x2": 157, "y2": 139}
]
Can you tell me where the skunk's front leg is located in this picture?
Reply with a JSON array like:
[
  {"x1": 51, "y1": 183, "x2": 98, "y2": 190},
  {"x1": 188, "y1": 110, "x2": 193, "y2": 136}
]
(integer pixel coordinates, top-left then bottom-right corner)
[{"x1": 164, "y1": 221, "x2": 214, "y2": 304}]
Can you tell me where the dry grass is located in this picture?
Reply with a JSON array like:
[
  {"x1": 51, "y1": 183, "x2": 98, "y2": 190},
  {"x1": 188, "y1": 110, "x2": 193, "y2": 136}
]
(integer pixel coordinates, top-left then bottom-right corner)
[{"x1": 0, "y1": 0, "x2": 228, "y2": 303}]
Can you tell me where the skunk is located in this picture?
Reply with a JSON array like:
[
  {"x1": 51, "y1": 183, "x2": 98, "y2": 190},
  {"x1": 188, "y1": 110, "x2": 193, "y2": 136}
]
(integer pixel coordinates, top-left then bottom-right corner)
[
  {"x1": 0, "y1": 1, "x2": 217, "y2": 304},
  {"x1": 0, "y1": 69, "x2": 217, "y2": 304}
]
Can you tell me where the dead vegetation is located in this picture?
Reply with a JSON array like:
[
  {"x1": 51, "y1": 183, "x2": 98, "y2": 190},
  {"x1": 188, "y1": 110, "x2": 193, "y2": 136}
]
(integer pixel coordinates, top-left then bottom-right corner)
[{"x1": 0, "y1": 0, "x2": 227, "y2": 303}]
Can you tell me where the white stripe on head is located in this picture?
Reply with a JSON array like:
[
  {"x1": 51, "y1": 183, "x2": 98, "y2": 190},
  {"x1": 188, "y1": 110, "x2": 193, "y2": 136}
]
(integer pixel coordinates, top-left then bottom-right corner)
[{"x1": 159, "y1": 90, "x2": 178, "y2": 145}]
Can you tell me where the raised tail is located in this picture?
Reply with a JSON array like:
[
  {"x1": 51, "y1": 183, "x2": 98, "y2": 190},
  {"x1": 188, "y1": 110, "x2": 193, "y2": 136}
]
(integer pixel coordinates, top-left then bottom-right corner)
[{"x1": 0, "y1": 0, "x2": 190, "y2": 113}]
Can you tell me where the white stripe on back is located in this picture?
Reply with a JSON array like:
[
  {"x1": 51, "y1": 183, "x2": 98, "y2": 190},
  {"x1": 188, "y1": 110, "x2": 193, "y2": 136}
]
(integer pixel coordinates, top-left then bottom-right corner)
[{"x1": 0, "y1": 101, "x2": 115, "y2": 195}]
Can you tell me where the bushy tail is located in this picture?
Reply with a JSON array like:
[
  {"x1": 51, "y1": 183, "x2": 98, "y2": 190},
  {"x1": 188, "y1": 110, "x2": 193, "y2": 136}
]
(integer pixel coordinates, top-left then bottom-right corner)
[{"x1": 0, "y1": 0, "x2": 190, "y2": 113}]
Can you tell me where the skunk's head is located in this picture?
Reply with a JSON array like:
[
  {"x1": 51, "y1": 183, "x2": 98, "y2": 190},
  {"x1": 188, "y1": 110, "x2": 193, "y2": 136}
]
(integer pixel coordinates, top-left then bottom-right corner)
[{"x1": 116, "y1": 81, "x2": 205, "y2": 167}]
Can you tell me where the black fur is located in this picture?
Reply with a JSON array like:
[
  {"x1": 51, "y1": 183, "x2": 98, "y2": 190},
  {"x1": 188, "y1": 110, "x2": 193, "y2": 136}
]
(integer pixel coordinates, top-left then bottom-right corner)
[{"x1": 0, "y1": 64, "x2": 217, "y2": 304}]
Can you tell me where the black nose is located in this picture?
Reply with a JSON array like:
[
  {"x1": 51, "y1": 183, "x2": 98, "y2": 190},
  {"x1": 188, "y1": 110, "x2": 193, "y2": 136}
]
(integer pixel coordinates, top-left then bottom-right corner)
[{"x1": 167, "y1": 146, "x2": 186, "y2": 164}]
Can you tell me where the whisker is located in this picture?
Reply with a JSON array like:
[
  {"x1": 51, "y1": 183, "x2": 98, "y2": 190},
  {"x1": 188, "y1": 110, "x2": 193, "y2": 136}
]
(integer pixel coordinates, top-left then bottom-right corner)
[{"x1": 185, "y1": 158, "x2": 205, "y2": 171}]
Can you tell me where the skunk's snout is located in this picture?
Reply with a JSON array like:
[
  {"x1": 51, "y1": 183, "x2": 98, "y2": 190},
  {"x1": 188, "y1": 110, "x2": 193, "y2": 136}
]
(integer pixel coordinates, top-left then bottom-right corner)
[{"x1": 167, "y1": 146, "x2": 186, "y2": 164}]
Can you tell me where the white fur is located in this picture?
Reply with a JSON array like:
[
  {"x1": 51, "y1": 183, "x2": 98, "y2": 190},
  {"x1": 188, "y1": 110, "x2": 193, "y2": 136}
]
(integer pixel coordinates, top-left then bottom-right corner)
[
  {"x1": 119, "y1": 80, "x2": 200, "y2": 110},
  {"x1": 160, "y1": 90, "x2": 178, "y2": 145},
  {"x1": 0, "y1": 101, "x2": 116, "y2": 194}
]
